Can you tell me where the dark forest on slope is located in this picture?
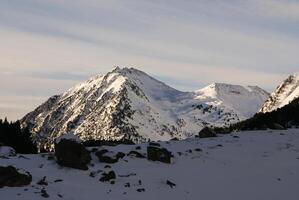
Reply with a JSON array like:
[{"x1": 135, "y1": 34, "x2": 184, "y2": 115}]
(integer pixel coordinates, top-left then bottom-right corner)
[
  {"x1": 214, "y1": 97, "x2": 299, "y2": 133},
  {"x1": 0, "y1": 118, "x2": 37, "y2": 154}
]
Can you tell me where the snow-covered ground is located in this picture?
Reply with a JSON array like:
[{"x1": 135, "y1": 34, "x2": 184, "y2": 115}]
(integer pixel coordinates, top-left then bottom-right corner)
[{"x1": 1, "y1": 129, "x2": 299, "y2": 200}]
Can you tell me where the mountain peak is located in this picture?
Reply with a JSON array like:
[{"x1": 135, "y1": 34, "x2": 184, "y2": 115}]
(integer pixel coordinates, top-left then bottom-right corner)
[
  {"x1": 21, "y1": 67, "x2": 269, "y2": 150},
  {"x1": 260, "y1": 71, "x2": 299, "y2": 113}
]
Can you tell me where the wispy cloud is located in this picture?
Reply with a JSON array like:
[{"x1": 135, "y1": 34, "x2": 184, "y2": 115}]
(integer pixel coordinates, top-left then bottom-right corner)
[{"x1": 0, "y1": 0, "x2": 298, "y2": 119}]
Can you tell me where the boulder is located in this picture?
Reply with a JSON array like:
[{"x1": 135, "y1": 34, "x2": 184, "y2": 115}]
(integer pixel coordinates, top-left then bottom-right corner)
[
  {"x1": 127, "y1": 151, "x2": 146, "y2": 158},
  {"x1": 0, "y1": 146, "x2": 16, "y2": 158},
  {"x1": 95, "y1": 150, "x2": 125, "y2": 164},
  {"x1": 0, "y1": 166, "x2": 32, "y2": 188},
  {"x1": 54, "y1": 138, "x2": 91, "y2": 170},
  {"x1": 270, "y1": 123, "x2": 286, "y2": 130},
  {"x1": 99, "y1": 171, "x2": 116, "y2": 182},
  {"x1": 198, "y1": 127, "x2": 217, "y2": 138},
  {"x1": 147, "y1": 146, "x2": 172, "y2": 164}
]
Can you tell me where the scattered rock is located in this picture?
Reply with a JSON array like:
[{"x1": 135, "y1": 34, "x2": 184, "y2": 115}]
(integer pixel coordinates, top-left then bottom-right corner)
[
  {"x1": 54, "y1": 179, "x2": 63, "y2": 183},
  {"x1": 136, "y1": 188, "x2": 145, "y2": 192},
  {"x1": 124, "y1": 182, "x2": 130, "y2": 187},
  {"x1": 55, "y1": 138, "x2": 91, "y2": 170},
  {"x1": 166, "y1": 180, "x2": 176, "y2": 188},
  {"x1": 37, "y1": 176, "x2": 48, "y2": 186},
  {"x1": 89, "y1": 171, "x2": 97, "y2": 178},
  {"x1": 147, "y1": 146, "x2": 172, "y2": 164},
  {"x1": 198, "y1": 127, "x2": 217, "y2": 138},
  {"x1": 95, "y1": 150, "x2": 120, "y2": 164},
  {"x1": 194, "y1": 148, "x2": 202, "y2": 152},
  {"x1": 116, "y1": 152, "x2": 126, "y2": 159},
  {"x1": 41, "y1": 188, "x2": 49, "y2": 198},
  {"x1": 0, "y1": 166, "x2": 32, "y2": 188},
  {"x1": 99, "y1": 171, "x2": 116, "y2": 182},
  {"x1": 135, "y1": 146, "x2": 141, "y2": 150},
  {"x1": 127, "y1": 151, "x2": 146, "y2": 158}
]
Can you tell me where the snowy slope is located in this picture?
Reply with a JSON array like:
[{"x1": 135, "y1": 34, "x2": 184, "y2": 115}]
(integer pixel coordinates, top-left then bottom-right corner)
[
  {"x1": 195, "y1": 83, "x2": 269, "y2": 119},
  {"x1": 21, "y1": 67, "x2": 269, "y2": 150},
  {"x1": 1, "y1": 129, "x2": 299, "y2": 200},
  {"x1": 260, "y1": 72, "x2": 299, "y2": 113}
]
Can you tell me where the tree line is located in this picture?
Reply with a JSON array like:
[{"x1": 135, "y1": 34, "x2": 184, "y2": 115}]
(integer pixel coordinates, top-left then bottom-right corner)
[{"x1": 0, "y1": 118, "x2": 37, "y2": 153}]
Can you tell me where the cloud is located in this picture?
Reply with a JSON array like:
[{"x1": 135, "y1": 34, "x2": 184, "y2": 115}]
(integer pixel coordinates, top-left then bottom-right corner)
[{"x1": 0, "y1": 0, "x2": 298, "y2": 120}]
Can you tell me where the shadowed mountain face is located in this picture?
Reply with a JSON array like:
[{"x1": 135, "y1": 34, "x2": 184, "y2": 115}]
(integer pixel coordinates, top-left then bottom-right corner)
[{"x1": 21, "y1": 67, "x2": 269, "y2": 150}]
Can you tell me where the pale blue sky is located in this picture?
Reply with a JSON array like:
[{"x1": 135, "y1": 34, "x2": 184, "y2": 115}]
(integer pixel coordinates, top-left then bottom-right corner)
[{"x1": 1, "y1": 0, "x2": 299, "y2": 120}]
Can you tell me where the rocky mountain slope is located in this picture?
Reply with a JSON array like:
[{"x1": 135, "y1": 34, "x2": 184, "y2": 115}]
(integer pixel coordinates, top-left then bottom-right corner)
[
  {"x1": 21, "y1": 67, "x2": 269, "y2": 150},
  {"x1": 260, "y1": 72, "x2": 299, "y2": 113}
]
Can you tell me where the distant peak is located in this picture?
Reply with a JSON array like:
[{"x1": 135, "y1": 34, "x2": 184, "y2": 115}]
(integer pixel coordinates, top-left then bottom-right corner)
[{"x1": 111, "y1": 66, "x2": 144, "y2": 74}]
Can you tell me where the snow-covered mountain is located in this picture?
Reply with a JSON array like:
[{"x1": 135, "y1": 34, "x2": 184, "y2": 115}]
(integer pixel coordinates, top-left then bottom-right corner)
[
  {"x1": 21, "y1": 67, "x2": 269, "y2": 150},
  {"x1": 260, "y1": 72, "x2": 299, "y2": 113}
]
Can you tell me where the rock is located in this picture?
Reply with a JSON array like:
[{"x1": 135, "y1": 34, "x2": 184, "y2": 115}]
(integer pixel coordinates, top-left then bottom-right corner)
[
  {"x1": 194, "y1": 148, "x2": 202, "y2": 152},
  {"x1": 127, "y1": 151, "x2": 146, "y2": 158},
  {"x1": 41, "y1": 188, "x2": 49, "y2": 198},
  {"x1": 135, "y1": 146, "x2": 141, "y2": 150},
  {"x1": 198, "y1": 127, "x2": 217, "y2": 138},
  {"x1": 0, "y1": 166, "x2": 32, "y2": 188},
  {"x1": 54, "y1": 139, "x2": 91, "y2": 170},
  {"x1": 95, "y1": 150, "x2": 125, "y2": 164},
  {"x1": 37, "y1": 176, "x2": 48, "y2": 186},
  {"x1": 166, "y1": 180, "x2": 176, "y2": 188},
  {"x1": 99, "y1": 171, "x2": 116, "y2": 182},
  {"x1": 147, "y1": 146, "x2": 172, "y2": 164},
  {"x1": 116, "y1": 152, "x2": 126, "y2": 159},
  {"x1": 149, "y1": 142, "x2": 160, "y2": 147},
  {"x1": 271, "y1": 123, "x2": 286, "y2": 130},
  {"x1": 124, "y1": 182, "x2": 130, "y2": 187},
  {"x1": 0, "y1": 146, "x2": 16, "y2": 158},
  {"x1": 96, "y1": 152, "x2": 118, "y2": 164},
  {"x1": 136, "y1": 188, "x2": 145, "y2": 192}
]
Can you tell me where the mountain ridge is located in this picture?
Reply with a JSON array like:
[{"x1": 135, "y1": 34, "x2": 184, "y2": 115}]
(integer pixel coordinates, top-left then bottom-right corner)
[
  {"x1": 260, "y1": 72, "x2": 299, "y2": 113},
  {"x1": 21, "y1": 67, "x2": 269, "y2": 150}
]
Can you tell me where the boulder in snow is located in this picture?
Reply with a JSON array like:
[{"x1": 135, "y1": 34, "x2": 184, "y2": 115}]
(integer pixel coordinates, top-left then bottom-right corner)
[
  {"x1": 0, "y1": 146, "x2": 16, "y2": 158},
  {"x1": 54, "y1": 135, "x2": 91, "y2": 170},
  {"x1": 198, "y1": 127, "x2": 217, "y2": 138},
  {"x1": 0, "y1": 166, "x2": 32, "y2": 188},
  {"x1": 147, "y1": 146, "x2": 172, "y2": 164},
  {"x1": 99, "y1": 171, "x2": 116, "y2": 182}
]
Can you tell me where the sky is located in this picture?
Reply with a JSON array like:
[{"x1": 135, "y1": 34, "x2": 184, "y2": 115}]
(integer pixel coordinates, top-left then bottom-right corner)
[{"x1": 1, "y1": 0, "x2": 299, "y2": 120}]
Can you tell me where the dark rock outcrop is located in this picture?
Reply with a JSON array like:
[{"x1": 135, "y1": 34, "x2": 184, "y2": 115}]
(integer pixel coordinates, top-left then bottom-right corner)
[
  {"x1": 99, "y1": 171, "x2": 116, "y2": 182},
  {"x1": 198, "y1": 127, "x2": 217, "y2": 138},
  {"x1": 127, "y1": 151, "x2": 146, "y2": 158},
  {"x1": 147, "y1": 146, "x2": 172, "y2": 164},
  {"x1": 54, "y1": 139, "x2": 91, "y2": 170},
  {"x1": 95, "y1": 150, "x2": 125, "y2": 164},
  {"x1": 0, "y1": 166, "x2": 32, "y2": 188}
]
